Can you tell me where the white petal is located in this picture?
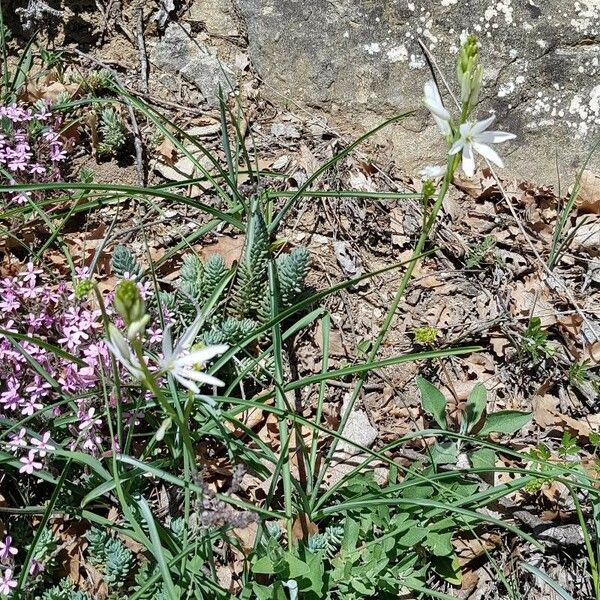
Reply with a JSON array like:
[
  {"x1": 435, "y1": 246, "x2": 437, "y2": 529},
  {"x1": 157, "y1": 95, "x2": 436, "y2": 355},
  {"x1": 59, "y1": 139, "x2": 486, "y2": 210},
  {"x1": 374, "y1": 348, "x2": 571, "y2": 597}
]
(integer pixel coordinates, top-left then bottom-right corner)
[
  {"x1": 107, "y1": 324, "x2": 130, "y2": 360},
  {"x1": 172, "y1": 344, "x2": 228, "y2": 368},
  {"x1": 471, "y1": 115, "x2": 496, "y2": 135},
  {"x1": 459, "y1": 121, "x2": 474, "y2": 137},
  {"x1": 474, "y1": 130, "x2": 516, "y2": 144},
  {"x1": 172, "y1": 372, "x2": 200, "y2": 394},
  {"x1": 173, "y1": 313, "x2": 204, "y2": 355},
  {"x1": 432, "y1": 115, "x2": 452, "y2": 136},
  {"x1": 472, "y1": 142, "x2": 504, "y2": 168},
  {"x1": 423, "y1": 80, "x2": 452, "y2": 121},
  {"x1": 175, "y1": 368, "x2": 225, "y2": 387},
  {"x1": 161, "y1": 325, "x2": 173, "y2": 361},
  {"x1": 449, "y1": 139, "x2": 465, "y2": 156},
  {"x1": 461, "y1": 144, "x2": 475, "y2": 177}
]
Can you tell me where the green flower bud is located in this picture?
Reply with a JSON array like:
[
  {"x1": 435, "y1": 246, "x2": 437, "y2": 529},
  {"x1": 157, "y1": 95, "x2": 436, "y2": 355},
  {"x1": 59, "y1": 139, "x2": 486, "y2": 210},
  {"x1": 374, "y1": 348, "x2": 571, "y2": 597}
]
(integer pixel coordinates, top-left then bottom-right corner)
[
  {"x1": 422, "y1": 179, "x2": 436, "y2": 201},
  {"x1": 114, "y1": 279, "x2": 146, "y2": 326},
  {"x1": 457, "y1": 35, "x2": 482, "y2": 109},
  {"x1": 415, "y1": 325, "x2": 438, "y2": 346},
  {"x1": 74, "y1": 279, "x2": 94, "y2": 299}
]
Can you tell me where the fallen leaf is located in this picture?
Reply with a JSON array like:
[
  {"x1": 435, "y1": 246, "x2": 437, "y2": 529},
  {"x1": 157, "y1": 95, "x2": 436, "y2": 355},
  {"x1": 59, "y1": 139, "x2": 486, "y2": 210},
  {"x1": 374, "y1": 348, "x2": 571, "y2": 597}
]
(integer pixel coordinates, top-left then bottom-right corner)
[{"x1": 576, "y1": 170, "x2": 600, "y2": 214}]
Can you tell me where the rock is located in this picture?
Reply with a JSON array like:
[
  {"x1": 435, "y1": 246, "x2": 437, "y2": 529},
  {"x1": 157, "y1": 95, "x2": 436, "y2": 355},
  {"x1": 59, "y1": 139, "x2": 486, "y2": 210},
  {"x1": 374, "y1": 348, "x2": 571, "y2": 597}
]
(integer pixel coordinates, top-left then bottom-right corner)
[
  {"x1": 235, "y1": 0, "x2": 600, "y2": 182},
  {"x1": 190, "y1": 0, "x2": 239, "y2": 37},
  {"x1": 337, "y1": 398, "x2": 378, "y2": 454},
  {"x1": 328, "y1": 395, "x2": 384, "y2": 486},
  {"x1": 152, "y1": 23, "x2": 237, "y2": 106},
  {"x1": 270, "y1": 122, "x2": 301, "y2": 139}
]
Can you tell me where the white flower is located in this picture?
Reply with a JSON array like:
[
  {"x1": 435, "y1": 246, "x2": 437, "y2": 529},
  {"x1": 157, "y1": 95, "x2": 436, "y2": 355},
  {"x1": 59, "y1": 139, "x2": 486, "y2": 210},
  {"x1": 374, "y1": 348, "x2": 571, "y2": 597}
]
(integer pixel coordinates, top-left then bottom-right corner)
[
  {"x1": 105, "y1": 323, "x2": 145, "y2": 380},
  {"x1": 449, "y1": 115, "x2": 516, "y2": 177},
  {"x1": 423, "y1": 80, "x2": 452, "y2": 136},
  {"x1": 160, "y1": 314, "x2": 228, "y2": 393},
  {"x1": 420, "y1": 165, "x2": 446, "y2": 179}
]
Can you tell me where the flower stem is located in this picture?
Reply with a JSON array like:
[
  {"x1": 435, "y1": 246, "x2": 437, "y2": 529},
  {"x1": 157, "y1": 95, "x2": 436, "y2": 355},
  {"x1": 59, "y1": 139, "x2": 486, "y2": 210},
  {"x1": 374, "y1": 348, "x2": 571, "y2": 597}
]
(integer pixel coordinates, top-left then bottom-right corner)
[{"x1": 310, "y1": 153, "x2": 459, "y2": 508}]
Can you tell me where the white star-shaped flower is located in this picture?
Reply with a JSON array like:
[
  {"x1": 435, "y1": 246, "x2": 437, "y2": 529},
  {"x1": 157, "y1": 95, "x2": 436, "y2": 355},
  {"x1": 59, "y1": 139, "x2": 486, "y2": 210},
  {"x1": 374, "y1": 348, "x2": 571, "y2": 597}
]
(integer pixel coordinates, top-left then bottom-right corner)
[
  {"x1": 449, "y1": 115, "x2": 516, "y2": 177},
  {"x1": 160, "y1": 315, "x2": 227, "y2": 393}
]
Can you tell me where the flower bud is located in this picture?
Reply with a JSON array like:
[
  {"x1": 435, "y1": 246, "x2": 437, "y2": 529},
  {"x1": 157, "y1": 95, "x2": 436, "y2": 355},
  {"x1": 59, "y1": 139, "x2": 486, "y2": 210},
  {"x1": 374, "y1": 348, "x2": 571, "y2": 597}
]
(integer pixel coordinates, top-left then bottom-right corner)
[
  {"x1": 422, "y1": 179, "x2": 437, "y2": 201},
  {"x1": 74, "y1": 278, "x2": 94, "y2": 299},
  {"x1": 457, "y1": 35, "x2": 482, "y2": 110},
  {"x1": 114, "y1": 280, "x2": 146, "y2": 327}
]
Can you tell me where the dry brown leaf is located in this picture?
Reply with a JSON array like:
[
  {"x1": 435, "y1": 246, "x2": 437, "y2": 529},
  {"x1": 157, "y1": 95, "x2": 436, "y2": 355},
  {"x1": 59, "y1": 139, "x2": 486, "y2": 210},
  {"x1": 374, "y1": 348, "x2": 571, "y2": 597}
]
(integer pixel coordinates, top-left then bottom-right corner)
[
  {"x1": 576, "y1": 170, "x2": 600, "y2": 214},
  {"x1": 197, "y1": 236, "x2": 245, "y2": 267},
  {"x1": 533, "y1": 394, "x2": 600, "y2": 439},
  {"x1": 454, "y1": 533, "x2": 501, "y2": 566},
  {"x1": 510, "y1": 277, "x2": 556, "y2": 327},
  {"x1": 292, "y1": 514, "x2": 319, "y2": 540},
  {"x1": 232, "y1": 521, "x2": 259, "y2": 554},
  {"x1": 157, "y1": 137, "x2": 178, "y2": 166},
  {"x1": 571, "y1": 216, "x2": 600, "y2": 253}
]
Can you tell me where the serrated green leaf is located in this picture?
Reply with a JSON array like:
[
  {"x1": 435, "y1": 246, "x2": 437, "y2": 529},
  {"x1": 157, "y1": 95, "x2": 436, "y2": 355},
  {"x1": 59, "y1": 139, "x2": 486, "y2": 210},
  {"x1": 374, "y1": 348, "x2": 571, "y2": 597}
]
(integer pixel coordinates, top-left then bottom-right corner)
[
  {"x1": 479, "y1": 411, "x2": 532, "y2": 436},
  {"x1": 417, "y1": 376, "x2": 447, "y2": 429}
]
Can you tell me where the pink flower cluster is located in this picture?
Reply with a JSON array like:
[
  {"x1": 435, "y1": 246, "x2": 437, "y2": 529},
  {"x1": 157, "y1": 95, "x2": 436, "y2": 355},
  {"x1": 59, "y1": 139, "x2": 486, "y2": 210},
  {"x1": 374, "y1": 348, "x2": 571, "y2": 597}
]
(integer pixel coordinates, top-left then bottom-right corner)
[
  {"x1": 0, "y1": 263, "x2": 108, "y2": 460},
  {"x1": 0, "y1": 536, "x2": 17, "y2": 596},
  {"x1": 0, "y1": 102, "x2": 68, "y2": 207}
]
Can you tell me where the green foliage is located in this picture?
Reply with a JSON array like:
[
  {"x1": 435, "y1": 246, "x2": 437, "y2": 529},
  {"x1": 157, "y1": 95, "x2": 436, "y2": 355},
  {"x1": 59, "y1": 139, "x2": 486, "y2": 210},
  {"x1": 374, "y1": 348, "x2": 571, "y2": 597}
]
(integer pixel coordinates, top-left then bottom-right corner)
[
  {"x1": 276, "y1": 247, "x2": 310, "y2": 308},
  {"x1": 178, "y1": 253, "x2": 204, "y2": 303},
  {"x1": 465, "y1": 235, "x2": 495, "y2": 268},
  {"x1": 104, "y1": 537, "x2": 134, "y2": 587},
  {"x1": 521, "y1": 316, "x2": 555, "y2": 362},
  {"x1": 558, "y1": 431, "x2": 580, "y2": 457},
  {"x1": 307, "y1": 525, "x2": 344, "y2": 558},
  {"x1": 111, "y1": 245, "x2": 142, "y2": 279},
  {"x1": 203, "y1": 254, "x2": 227, "y2": 300},
  {"x1": 97, "y1": 107, "x2": 127, "y2": 156},
  {"x1": 85, "y1": 528, "x2": 135, "y2": 590},
  {"x1": 414, "y1": 325, "x2": 438, "y2": 346},
  {"x1": 42, "y1": 579, "x2": 92, "y2": 600},
  {"x1": 232, "y1": 208, "x2": 270, "y2": 319},
  {"x1": 82, "y1": 68, "x2": 114, "y2": 93}
]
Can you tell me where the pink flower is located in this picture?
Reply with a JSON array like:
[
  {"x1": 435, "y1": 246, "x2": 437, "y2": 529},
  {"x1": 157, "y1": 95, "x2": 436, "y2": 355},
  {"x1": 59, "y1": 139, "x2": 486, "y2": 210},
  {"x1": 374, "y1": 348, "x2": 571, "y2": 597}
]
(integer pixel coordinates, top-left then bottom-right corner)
[
  {"x1": 19, "y1": 451, "x2": 42, "y2": 474},
  {"x1": 78, "y1": 407, "x2": 102, "y2": 431},
  {"x1": 0, "y1": 536, "x2": 18, "y2": 561},
  {"x1": 6, "y1": 429, "x2": 27, "y2": 452},
  {"x1": 21, "y1": 263, "x2": 41, "y2": 285},
  {"x1": 30, "y1": 432, "x2": 55, "y2": 457},
  {"x1": 0, "y1": 568, "x2": 17, "y2": 595}
]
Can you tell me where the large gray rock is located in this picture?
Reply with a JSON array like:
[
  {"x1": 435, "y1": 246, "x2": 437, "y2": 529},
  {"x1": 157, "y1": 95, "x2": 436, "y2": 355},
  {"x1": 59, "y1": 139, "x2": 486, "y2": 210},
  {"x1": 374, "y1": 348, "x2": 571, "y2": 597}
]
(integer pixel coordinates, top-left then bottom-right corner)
[
  {"x1": 152, "y1": 23, "x2": 238, "y2": 107},
  {"x1": 235, "y1": 0, "x2": 600, "y2": 182}
]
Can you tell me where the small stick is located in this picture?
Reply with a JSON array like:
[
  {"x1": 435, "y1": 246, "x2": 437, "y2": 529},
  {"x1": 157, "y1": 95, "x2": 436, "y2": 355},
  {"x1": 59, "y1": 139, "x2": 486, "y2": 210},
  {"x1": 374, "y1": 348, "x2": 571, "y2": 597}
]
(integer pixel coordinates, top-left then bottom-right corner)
[{"x1": 136, "y1": 8, "x2": 149, "y2": 94}]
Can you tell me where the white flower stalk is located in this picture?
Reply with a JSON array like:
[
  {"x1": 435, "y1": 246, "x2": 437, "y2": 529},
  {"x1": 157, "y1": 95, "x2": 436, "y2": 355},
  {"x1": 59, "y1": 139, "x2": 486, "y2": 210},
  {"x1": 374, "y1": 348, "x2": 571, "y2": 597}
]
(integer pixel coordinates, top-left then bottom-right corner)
[
  {"x1": 423, "y1": 80, "x2": 452, "y2": 136},
  {"x1": 105, "y1": 323, "x2": 145, "y2": 380},
  {"x1": 449, "y1": 115, "x2": 516, "y2": 177},
  {"x1": 160, "y1": 314, "x2": 228, "y2": 393}
]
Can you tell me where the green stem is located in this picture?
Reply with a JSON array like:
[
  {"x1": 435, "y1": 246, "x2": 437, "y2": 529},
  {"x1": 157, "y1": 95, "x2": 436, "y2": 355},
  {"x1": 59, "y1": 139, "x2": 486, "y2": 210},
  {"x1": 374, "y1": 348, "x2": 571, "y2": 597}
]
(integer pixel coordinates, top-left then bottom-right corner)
[{"x1": 310, "y1": 153, "x2": 459, "y2": 509}]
